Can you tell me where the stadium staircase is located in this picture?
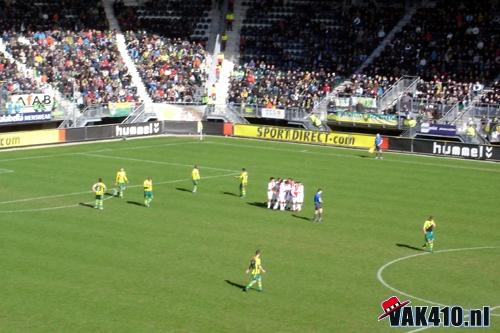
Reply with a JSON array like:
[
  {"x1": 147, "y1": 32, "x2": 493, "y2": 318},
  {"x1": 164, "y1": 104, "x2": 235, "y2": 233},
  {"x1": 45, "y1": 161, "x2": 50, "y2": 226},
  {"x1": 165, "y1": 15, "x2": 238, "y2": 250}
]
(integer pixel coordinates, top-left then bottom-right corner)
[
  {"x1": 203, "y1": 0, "x2": 250, "y2": 124},
  {"x1": 376, "y1": 75, "x2": 419, "y2": 112},
  {"x1": 102, "y1": 0, "x2": 153, "y2": 108},
  {"x1": 212, "y1": 0, "x2": 242, "y2": 107}
]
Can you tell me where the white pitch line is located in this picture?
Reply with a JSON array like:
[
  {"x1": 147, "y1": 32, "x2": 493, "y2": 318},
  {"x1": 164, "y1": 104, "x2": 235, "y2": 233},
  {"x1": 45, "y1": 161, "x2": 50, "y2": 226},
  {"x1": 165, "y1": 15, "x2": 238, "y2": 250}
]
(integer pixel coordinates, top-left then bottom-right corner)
[
  {"x1": 0, "y1": 140, "x2": 199, "y2": 163},
  {"x1": 80, "y1": 152, "x2": 239, "y2": 173},
  {"x1": 0, "y1": 172, "x2": 238, "y2": 214},
  {"x1": 0, "y1": 190, "x2": 92, "y2": 205},
  {"x1": 376, "y1": 246, "x2": 500, "y2": 333},
  {"x1": 205, "y1": 141, "x2": 500, "y2": 174}
]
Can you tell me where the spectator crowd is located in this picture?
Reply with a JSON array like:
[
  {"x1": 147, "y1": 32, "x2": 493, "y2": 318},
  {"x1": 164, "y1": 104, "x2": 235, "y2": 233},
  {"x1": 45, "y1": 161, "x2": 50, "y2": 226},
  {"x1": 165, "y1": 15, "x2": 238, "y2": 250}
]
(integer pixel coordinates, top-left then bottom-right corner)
[
  {"x1": 232, "y1": 0, "x2": 404, "y2": 109},
  {"x1": 0, "y1": 53, "x2": 41, "y2": 95},
  {"x1": 126, "y1": 31, "x2": 208, "y2": 103},
  {"x1": 114, "y1": 0, "x2": 212, "y2": 44},
  {"x1": 229, "y1": 60, "x2": 338, "y2": 110},
  {"x1": 5, "y1": 30, "x2": 137, "y2": 107}
]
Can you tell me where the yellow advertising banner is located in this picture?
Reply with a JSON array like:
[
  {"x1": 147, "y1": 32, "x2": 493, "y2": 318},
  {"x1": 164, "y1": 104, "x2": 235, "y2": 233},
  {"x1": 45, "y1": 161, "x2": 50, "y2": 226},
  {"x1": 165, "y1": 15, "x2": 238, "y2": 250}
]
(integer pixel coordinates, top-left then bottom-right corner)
[
  {"x1": 0, "y1": 129, "x2": 64, "y2": 149},
  {"x1": 233, "y1": 124, "x2": 375, "y2": 148}
]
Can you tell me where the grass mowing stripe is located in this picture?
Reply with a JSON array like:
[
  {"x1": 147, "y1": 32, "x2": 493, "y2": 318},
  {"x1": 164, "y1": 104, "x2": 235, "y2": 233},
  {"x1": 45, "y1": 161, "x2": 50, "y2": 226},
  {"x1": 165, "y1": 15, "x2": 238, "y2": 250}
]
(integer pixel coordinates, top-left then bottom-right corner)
[
  {"x1": 205, "y1": 139, "x2": 500, "y2": 173},
  {"x1": 0, "y1": 136, "x2": 498, "y2": 332},
  {"x1": 79, "y1": 152, "x2": 240, "y2": 172},
  {"x1": 0, "y1": 172, "x2": 238, "y2": 214},
  {"x1": 0, "y1": 139, "x2": 198, "y2": 163}
]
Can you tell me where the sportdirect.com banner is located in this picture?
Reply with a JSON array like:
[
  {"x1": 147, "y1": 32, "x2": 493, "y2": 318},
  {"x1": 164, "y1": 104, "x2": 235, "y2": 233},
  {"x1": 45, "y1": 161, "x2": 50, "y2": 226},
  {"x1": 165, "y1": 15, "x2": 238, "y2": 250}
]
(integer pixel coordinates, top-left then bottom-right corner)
[
  {"x1": 0, "y1": 129, "x2": 64, "y2": 149},
  {"x1": 233, "y1": 124, "x2": 388, "y2": 149},
  {"x1": 327, "y1": 111, "x2": 398, "y2": 126}
]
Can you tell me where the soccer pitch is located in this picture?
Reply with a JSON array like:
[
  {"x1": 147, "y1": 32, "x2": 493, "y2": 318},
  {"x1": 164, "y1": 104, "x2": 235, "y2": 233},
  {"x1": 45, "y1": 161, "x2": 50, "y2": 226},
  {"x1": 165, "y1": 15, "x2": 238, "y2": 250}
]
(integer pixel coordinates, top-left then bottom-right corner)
[{"x1": 0, "y1": 136, "x2": 498, "y2": 332}]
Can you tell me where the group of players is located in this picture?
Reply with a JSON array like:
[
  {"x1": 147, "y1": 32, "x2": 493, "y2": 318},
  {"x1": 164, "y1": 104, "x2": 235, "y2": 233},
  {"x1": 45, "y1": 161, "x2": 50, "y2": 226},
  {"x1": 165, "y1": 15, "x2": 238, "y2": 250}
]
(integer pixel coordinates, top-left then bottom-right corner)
[
  {"x1": 91, "y1": 168, "x2": 153, "y2": 209},
  {"x1": 266, "y1": 177, "x2": 305, "y2": 211},
  {"x1": 90, "y1": 166, "x2": 249, "y2": 209},
  {"x1": 90, "y1": 161, "x2": 433, "y2": 295}
]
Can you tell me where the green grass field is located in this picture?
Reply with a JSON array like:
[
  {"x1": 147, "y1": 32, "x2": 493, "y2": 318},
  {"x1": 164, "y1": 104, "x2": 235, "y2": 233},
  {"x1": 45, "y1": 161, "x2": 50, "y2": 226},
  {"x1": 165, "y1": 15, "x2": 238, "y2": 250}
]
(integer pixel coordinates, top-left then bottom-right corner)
[{"x1": 0, "y1": 136, "x2": 499, "y2": 333}]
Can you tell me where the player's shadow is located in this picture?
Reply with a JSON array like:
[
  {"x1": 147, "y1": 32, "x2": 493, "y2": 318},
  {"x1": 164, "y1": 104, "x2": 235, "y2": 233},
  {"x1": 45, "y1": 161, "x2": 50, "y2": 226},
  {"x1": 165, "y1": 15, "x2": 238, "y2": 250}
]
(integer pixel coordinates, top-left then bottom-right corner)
[
  {"x1": 176, "y1": 187, "x2": 192, "y2": 193},
  {"x1": 225, "y1": 279, "x2": 245, "y2": 291},
  {"x1": 292, "y1": 214, "x2": 311, "y2": 221},
  {"x1": 126, "y1": 200, "x2": 144, "y2": 207},
  {"x1": 247, "y1": 202, "x2": 267, "y2": 209},
  {"x1": 79, "y1": 202, "x2": 95, "y2": 209},
  {"x1": 221, "y1": 191, "x2": 239, "y2": 197},
  {"x1": 396, "y1": 243, "x2": 425, "y2": 252}
]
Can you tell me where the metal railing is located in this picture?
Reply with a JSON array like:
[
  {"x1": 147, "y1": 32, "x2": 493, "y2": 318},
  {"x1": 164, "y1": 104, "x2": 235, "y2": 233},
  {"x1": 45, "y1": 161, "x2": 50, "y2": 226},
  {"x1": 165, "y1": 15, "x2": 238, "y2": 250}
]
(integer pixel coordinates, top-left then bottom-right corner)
[
  {"x1": 122, "y1": 103, "x2": 148, "y2": 124},
  {"x1": 229, "y1": 103, "x2": 309, "y2": 121},
  {"x1": 377, "y1": 75, "x2": 419, "y2": 112}
]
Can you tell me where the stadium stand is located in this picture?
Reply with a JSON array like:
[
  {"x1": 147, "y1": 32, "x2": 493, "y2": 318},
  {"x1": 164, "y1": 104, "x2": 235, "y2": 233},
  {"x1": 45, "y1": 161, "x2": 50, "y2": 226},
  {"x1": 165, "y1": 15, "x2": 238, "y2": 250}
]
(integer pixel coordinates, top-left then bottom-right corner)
[
  {"x1": 366, "y1": 0, "x2": 498, "y2": 82},
  {"x1": 114, "y1": 0, "x2": 212, "y2": 43},
  {"x1": 364, "y1": 0, "x2": 499, "y2": 103},
  {"x1": 480, "y1": 82, "x2": 500, "y2": 104},
  {"x1": 0, "y1": 0, "x2": 108, "y2": 31},
  {"x1": 0, "y1": 53, "x2": 42, "y2": 94},
  {"x1": 5, "y1": 30, "x2": 137, "y2": 107},
  {"x1": 0, "y1": 0, "x2": 137, "y2": 107},
  {"x1": 231, "y1": 0, "x2": 405, "y2": 109},
  {"x1": 228, "y1": 62, "x2": 338, "y2": 110},
  {"x1": 113, "y1": 0, "x2": 212, "y2": 104},
  {"x1": 125, "y1": 31, "x2": 209, "y2": 103}
]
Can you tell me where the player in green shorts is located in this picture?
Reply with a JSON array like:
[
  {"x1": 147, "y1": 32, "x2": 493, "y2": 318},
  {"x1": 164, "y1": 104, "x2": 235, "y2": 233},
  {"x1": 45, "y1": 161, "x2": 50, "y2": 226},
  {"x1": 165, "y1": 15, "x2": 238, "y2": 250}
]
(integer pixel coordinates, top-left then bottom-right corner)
[
  {"x1": 115, "y1": 168, "x2": 129, "y2": 198},
  {"x1": 192, "y1": 165, "x2": 200, "y2": 193},
  {"x1": 92, "y1": 178, "x2": 107, "y2": 210},
  {"x1": 422, "y1": 216, "x2": 436, "y2": 253},
  {"x1": 143, "y1": 177, "x2": 153, "y2": 207},
  {"x1": 244, "y1": 249, "x2": 266, "y2": 292}
]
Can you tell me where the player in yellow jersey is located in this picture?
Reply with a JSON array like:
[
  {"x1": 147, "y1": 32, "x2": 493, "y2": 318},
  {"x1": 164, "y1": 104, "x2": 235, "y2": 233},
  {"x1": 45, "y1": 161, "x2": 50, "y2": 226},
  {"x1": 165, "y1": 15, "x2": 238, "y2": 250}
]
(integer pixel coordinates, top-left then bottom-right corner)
[
  {"x1": 236, "y1": 168, "x2": 248, "y2": 197},
  {"x1": 244, "y1": 249, "x2": 266, "y2": 292},
  {"x1": 115, "y1": 168, "x2": 129, "y2": 198},
  {"x1": 143, "y1": 177, "x2": 153, "y2": 207},
  {"x1": 422, "y1": 216, "x2": 436, "y2": 253},
  {"x1": 192, "y1": 165, "x2": 200, "y2": 193},
  {"x1": 92, "y1": 178, "x2": 107, "y2": 210}
]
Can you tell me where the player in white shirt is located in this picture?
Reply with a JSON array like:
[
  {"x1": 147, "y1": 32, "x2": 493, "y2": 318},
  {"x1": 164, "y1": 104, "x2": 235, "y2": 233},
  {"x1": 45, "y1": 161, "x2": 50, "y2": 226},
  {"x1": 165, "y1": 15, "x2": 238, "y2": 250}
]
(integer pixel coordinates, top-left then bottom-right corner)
[
  {"x1": 286, "y1": 179, "x2": 294, "y2": 210},
  {"x1": 291, "y1": 181, "x2": 299, "y2": 211},
  {"x1": 267, "y1": 177, "x2": 276, "y2": 209},
  {"x1": 272, "y1": 178, "x2": 282, "y2": 210},
  {"x1": 278, "y1": 180, "x2": 289, "y2": 211},
  {"x1": 296, "y1": 182, "x2": 304, "y2": 211}
]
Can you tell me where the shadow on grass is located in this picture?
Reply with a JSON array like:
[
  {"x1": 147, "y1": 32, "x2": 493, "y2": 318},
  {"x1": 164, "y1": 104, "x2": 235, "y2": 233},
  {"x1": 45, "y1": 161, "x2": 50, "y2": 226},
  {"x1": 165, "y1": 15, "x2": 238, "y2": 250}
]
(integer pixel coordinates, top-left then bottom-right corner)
[
  {"x1": 247, "y1": 202, "x2": 267, "y2": 209},
  {"x1": 176, "y1": 187, "x2": 192, "y2": 193},
  {"x1": 358, "y1": 154, "x2": 372, "y2": 158},
  {"x1": 126, "y1": 200, "x2": 144, "y2": 207},
  {"x1": 79, "y1": 202, "x2": 95, "y2": 209},
  {"x1": 225, "y1": 280, "x2": 245, "y2": 291},
  {"x1": 292, "y1": 214, "x2": 311, "y2": 221},
  {"x1": 396, "y1": 243, "x2": 425, "y2": 252},
  {"x1": 221, "y1": 191, "x2": 239, "y2": 197}
]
